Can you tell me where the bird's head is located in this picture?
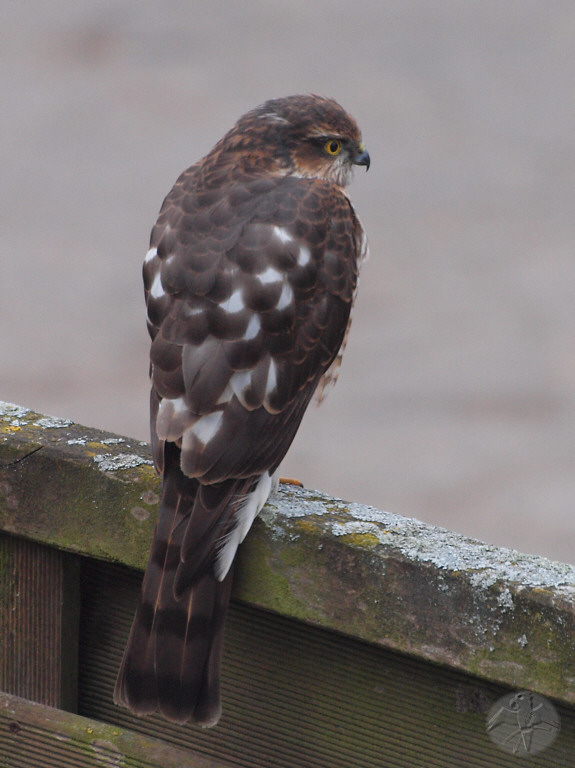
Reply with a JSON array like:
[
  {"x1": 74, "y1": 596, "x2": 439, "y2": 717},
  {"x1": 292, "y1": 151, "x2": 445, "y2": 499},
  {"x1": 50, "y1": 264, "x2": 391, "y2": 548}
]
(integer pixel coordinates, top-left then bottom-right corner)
[{"x1": 217, "y1": 94, "x2": 370, "y2": 188}]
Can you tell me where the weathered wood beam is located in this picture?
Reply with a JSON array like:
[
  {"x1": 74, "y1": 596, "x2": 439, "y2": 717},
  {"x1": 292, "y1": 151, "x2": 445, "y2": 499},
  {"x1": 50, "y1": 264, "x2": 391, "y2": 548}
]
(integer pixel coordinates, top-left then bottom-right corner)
[{"x1": 1, "y1": 401, "x2": 574, "y2": 706}]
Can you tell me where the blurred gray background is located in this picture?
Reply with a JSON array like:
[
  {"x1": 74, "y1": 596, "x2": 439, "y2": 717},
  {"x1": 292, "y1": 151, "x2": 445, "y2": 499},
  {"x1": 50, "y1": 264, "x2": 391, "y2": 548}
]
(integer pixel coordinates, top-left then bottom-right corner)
[{"x1": 2, "y1": 1, "x2": 574, "y2": 563}]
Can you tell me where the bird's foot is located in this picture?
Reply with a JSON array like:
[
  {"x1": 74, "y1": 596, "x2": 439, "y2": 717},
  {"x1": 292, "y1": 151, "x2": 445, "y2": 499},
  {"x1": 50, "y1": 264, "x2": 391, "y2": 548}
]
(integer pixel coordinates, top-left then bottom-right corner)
[{"x1": 279, "y1": 477, "x2": 303, "y2": 487}]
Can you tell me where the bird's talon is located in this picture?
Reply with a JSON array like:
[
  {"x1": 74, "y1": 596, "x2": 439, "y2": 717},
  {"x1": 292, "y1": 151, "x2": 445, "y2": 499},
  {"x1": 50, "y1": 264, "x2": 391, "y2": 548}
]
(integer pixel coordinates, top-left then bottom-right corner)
[{"x1": 279, "y1": 476, "x2": 303, "y2": 487}]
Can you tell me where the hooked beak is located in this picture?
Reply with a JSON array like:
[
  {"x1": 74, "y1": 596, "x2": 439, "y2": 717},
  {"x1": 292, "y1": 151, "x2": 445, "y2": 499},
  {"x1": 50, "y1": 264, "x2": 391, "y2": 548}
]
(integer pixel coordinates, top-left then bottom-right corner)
[{"x1": 352, "y1": 143, "x2": 370, "y2": 171}]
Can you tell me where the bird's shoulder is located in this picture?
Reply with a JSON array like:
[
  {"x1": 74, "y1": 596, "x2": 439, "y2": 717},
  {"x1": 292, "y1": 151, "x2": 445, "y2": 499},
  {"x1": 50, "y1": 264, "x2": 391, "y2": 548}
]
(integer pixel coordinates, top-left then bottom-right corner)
[{"x1": 145, "y1": 168, "x2": 363, "y2": 304}]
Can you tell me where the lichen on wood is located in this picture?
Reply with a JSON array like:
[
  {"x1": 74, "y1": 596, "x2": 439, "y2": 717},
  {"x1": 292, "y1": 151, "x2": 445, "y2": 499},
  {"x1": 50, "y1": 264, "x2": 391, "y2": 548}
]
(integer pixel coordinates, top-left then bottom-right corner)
[{"x1": 2, "y1": 401, "x2": 575, "y2": 706}]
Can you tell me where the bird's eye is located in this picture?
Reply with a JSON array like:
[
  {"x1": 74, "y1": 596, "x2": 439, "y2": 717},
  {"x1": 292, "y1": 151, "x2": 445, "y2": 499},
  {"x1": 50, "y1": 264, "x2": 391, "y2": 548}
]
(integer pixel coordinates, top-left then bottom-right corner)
[{"x1": 324, "y1": 139, "x2": 342, "y2": 156}]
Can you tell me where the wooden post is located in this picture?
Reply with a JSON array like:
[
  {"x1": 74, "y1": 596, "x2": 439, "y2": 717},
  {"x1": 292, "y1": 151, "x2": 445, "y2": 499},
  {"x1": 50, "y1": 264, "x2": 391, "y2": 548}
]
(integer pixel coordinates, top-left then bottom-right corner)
[{"x1": 0, "y1": 534, "x2": 79, "y2": 711}]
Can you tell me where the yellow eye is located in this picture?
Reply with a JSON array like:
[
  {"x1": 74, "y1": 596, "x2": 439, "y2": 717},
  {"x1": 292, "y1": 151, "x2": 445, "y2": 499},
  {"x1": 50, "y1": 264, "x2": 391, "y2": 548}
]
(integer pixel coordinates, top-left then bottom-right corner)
[{"x1": 324, "y1": 139, "x2": 342, "y2": 156}]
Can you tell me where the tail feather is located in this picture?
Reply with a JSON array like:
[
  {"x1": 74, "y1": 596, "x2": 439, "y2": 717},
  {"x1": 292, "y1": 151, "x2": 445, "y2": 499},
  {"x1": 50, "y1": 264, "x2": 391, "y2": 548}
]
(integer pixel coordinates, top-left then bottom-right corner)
[{"x1": 114, "y1": 446, "x2": 237, "y2": 727}]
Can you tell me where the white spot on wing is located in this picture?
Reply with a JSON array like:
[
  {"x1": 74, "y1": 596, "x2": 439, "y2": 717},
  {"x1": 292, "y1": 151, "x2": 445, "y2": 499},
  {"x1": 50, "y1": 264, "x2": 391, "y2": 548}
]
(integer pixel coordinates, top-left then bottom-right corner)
[
  {"x1": 144, "y1": 247, "x2": 158, "y2": 263},
  {"x1": 243, "y1": 314, "x2": 260, "y2": 340},
  {"x1": 273, "y1": 226, "x2": 292, "y2": 244},
  {"x1": 221, "y1": 288, "x2": 244, "y2": 314},
  {"x1": 257, "y1": 266, "x2": 283, "y2": 285},
  {"x1": 150, "y1": 272, "x2": 165, "y2": 299},
  {"x1": 276, "y1": 282, "x2": 293, "y2": 310},
  {"x1": 297, "y1": 245, "x2": 311, "y2": 266},
  {"x1": 265, "y1": 359, "x2": 277, "y2": 396},
  {"x1": 190, "y1": 411, "x2": 223, "y2": 446}
]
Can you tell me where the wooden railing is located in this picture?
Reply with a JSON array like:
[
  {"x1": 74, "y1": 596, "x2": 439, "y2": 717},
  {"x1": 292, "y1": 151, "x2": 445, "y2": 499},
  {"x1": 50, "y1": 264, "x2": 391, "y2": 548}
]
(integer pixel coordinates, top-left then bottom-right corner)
[{"x1": 1, "y1": 401, "x2": 574, "y2": 767}]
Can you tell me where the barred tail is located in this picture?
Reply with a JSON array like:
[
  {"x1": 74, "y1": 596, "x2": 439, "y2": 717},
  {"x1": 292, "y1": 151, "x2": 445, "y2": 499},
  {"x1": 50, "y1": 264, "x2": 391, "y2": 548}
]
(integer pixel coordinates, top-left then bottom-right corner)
[{"x1": 114, "y1": 448, "x2": 235, "y2": 727}]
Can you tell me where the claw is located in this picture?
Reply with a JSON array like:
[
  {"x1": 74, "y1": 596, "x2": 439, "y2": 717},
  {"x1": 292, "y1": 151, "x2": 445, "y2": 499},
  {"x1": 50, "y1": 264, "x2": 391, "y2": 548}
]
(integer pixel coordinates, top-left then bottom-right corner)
[{"x1": 279, "y1": 476, "x2": 303, "y2": 487}]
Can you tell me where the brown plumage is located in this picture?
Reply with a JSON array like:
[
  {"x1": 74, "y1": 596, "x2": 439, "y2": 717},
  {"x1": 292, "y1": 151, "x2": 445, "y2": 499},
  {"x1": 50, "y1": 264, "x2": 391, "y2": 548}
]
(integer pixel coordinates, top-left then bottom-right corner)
[{"x1": 114, "y1": 94, "x2": 370, "y2": 726}]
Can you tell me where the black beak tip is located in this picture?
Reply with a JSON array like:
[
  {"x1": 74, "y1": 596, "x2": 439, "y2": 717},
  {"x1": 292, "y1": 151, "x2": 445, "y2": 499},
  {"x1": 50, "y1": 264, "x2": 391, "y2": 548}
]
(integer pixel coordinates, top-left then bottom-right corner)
[{"x1": 354, "y1": 149, "x2": 371, "y2": 171}]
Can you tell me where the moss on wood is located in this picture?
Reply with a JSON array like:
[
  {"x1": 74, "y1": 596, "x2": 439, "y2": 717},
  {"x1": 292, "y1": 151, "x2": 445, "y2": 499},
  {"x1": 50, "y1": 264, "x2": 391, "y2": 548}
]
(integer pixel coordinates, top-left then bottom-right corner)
[{"x1": 2, "y1": 401, "x2": 575, "y2": 707}]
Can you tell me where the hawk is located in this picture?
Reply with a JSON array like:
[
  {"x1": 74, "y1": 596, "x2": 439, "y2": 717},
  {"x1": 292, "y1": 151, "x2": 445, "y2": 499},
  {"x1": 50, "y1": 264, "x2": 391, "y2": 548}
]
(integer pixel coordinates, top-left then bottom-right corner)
[{"x1": 114, "y1": 94, "x2": 370, "y2": 727}]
